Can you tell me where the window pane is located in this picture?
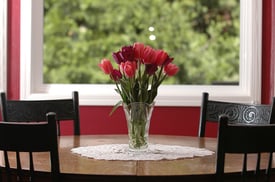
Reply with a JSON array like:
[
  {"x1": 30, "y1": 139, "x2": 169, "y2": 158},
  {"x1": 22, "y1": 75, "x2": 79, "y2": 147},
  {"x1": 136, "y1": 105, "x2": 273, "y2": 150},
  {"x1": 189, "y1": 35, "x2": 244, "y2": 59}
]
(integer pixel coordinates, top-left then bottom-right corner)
[
  {"x1": 0, "y1": 0, "x2": 7, "y2": 92},
  {"x1": 43, "y1": 0, "x2": 239, "y2": 85}
]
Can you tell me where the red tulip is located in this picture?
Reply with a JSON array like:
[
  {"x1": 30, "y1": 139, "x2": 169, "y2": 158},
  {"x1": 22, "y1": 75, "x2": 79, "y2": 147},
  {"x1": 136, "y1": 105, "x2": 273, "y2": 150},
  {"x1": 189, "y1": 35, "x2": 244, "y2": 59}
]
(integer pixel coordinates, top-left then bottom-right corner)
[
  {"x1": 164, "y1": 63, "x2": 179, "y2": 76},
  {"x1": 120, "y1": 61, "x2": 137, "y2": 78},
  {"x1": 121, "y1": 45, "x2": 135, "y2": 62},
  {"x1": 133, "y1": 42, "x2": 145, "y2": 60},
  {"x1": 110, "y1": 69, "x2": 122, "y2": 81},
  {"x1": 142, "y1": 46, "x2": 156, "y2": 64},
  {"x1": 112, "y1": 51, "x2": 124, "y2": 64},
  {"x1": 155, "y1": 50, "x2": 168, "y2": 66},
  {"x1": 98, "y1": 58, "x2": 113, "y2": 74}
]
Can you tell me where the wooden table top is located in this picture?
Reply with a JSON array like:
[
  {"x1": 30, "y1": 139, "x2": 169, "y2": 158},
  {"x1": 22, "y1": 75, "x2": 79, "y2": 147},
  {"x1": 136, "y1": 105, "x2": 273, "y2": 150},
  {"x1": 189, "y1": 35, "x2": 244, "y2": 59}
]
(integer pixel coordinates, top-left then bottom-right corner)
[{"x1": 1, "y1": 134, "x2": 274, "y2": 182}]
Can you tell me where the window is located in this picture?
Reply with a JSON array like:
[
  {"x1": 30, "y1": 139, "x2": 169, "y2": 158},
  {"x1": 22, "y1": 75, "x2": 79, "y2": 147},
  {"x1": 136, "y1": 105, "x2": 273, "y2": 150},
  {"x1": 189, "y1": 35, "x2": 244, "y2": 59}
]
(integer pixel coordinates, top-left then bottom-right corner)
[
  {"x1": 43, "y1": 1, "x2": 240, "y2": 86},
  {"x1": 20, "y1": 0, "x2": 262, "y2": 106},
  {"x1": 0, "y1": 0, "x2": 7, "y2": 92}
]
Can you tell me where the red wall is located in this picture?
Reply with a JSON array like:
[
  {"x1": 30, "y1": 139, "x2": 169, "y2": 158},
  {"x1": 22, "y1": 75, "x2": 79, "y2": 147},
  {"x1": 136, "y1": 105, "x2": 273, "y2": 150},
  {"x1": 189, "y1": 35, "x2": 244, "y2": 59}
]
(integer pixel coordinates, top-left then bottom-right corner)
[
  {"x1": 262, "y1": 0, "x2": 275, "y2": 104},
  {"x1": 6, "y1": 0, "x2": 275, "y2": 137}
]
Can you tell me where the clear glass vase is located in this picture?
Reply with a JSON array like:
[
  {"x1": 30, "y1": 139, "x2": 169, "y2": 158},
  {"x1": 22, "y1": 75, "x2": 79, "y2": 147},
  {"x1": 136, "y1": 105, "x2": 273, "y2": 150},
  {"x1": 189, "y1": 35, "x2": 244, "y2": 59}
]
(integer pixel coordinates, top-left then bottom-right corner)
[{"x1": 123, "y1": 102, "x2": 154, "y2": 151}]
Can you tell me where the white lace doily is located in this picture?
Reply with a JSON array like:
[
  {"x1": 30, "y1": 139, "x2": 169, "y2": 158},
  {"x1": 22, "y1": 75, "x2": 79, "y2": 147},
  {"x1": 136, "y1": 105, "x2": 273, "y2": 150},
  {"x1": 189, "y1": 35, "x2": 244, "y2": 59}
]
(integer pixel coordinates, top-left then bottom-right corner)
[{"x1": 71, "y1": 144, "x2": 214, "y2": 161}]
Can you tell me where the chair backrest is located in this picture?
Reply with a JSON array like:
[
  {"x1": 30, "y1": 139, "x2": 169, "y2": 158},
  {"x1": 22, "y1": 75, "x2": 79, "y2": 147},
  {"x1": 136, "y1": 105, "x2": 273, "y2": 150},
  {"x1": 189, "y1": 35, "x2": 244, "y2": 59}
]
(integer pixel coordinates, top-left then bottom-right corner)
[
  {"x1": 0, "y1": 112, "x2": 60, "y2": 182},
  {"x1": 0, "y1": 91, "x2": 80, "y2": 135},
  {"x1": 198, "y1": 92, "x2": 272, "y2": 137},
  {"x1": 216, "y1": 114, "x2": 275, "y2": 181}
]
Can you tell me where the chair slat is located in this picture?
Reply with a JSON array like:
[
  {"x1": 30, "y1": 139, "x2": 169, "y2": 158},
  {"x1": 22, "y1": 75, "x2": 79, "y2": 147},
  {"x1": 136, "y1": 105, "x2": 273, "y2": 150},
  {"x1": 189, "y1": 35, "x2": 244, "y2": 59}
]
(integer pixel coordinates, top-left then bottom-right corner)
[
  {"x1": 216, "y1": 115, "x2": 275, "y2": 181},
  {"x1": 0, "y1": 112, "x2": 60, "y2": 182},
  {"x1": 0, "y1": 91, "x2": 80, "y2": 135}
]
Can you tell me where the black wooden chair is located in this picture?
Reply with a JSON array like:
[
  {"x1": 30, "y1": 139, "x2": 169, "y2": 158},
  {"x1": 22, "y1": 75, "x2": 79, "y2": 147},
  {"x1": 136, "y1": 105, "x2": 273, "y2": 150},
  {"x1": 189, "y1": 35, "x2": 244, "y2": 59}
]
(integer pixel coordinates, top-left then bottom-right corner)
[
  {"x1": 216, "y1": 114, "x2": 275, "y2": 182},
  {"x1": 0, "y1": 112, "x2": 60, "y2": 182},
  {"x1": 0, "y1": 91, "x2": 80, "y2": 136},
  {"x1": 198, "y1": 92, "x2": 272, "y2": 137}
]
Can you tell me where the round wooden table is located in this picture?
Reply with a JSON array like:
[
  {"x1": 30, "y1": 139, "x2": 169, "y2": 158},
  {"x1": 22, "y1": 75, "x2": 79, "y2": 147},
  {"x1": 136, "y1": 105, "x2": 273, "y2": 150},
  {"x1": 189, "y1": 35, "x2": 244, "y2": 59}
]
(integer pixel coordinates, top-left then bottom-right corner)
[{"x1": 1, "y1": 135, "x2": 274, "y2": 182}]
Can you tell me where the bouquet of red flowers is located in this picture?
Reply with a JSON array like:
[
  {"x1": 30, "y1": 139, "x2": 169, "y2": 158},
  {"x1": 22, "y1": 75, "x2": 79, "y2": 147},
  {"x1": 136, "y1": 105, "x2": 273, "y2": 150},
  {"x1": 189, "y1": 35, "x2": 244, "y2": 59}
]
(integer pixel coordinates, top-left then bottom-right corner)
[
  {"x1": 99, "y1": 42, "x2": 179, "y2": 149},
  {"x1": 99, "y1": 42, "x2": 179, "y2": 108}
]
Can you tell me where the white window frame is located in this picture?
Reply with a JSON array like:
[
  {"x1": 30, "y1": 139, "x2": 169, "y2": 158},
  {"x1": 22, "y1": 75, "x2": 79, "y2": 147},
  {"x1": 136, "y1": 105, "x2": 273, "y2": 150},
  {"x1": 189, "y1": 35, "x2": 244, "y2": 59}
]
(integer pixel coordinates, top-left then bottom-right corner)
[
  {"x1": 0, "y1": 0, "x2": 7, "y2": 92},
  {"x1": 20, "y1": 0, "x2": 262, "y2": 106}
]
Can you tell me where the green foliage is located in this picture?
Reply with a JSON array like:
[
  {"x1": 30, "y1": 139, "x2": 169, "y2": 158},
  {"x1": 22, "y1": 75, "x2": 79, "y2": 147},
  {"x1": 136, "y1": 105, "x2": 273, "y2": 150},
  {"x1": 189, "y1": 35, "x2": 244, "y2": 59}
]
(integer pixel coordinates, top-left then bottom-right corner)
[{"x1": 43, "y1": 0, "x2": 239, "y2": 85}]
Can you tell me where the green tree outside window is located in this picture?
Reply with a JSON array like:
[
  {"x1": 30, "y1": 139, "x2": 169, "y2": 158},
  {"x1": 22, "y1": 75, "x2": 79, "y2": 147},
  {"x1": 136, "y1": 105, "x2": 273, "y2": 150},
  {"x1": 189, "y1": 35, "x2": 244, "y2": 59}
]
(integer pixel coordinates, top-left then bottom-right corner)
[{"x1": 43, "y1": 0, "x2": 239, "y2": 85}]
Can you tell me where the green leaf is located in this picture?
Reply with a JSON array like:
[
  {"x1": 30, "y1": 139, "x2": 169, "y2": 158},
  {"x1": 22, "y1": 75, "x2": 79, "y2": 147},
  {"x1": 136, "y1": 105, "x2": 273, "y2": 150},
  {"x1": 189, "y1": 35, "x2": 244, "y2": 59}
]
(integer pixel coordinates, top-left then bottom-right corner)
[{"x1": 109, "y1": 100, "x2": 123, "y2": 116}]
